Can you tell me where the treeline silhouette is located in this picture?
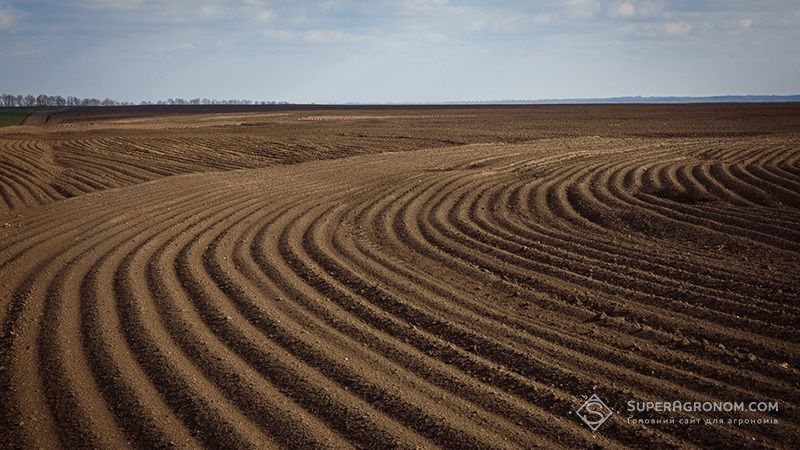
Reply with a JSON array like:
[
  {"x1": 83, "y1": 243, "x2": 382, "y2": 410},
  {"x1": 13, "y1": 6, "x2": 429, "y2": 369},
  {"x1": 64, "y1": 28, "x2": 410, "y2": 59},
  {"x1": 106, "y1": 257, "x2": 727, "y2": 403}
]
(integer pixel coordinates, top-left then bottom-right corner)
[{"x1": 1, "y1": 93, "x2": 287, "y2": 107}]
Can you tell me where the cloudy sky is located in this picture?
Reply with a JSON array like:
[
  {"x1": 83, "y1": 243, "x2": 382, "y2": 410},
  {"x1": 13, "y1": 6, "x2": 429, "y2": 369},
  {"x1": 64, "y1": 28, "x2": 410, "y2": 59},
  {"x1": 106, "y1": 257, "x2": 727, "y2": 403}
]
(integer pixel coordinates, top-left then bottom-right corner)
[{"x1": 1, "y1": 0, "x2": 798, "y2": 103}]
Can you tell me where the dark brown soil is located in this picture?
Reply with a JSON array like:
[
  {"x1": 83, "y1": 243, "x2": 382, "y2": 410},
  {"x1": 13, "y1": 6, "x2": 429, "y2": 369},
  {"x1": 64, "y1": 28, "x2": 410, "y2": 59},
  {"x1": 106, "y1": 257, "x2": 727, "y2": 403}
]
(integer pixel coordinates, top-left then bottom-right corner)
[{"x1": 1, "y1": 105, "x2": 798, "y2": 449}]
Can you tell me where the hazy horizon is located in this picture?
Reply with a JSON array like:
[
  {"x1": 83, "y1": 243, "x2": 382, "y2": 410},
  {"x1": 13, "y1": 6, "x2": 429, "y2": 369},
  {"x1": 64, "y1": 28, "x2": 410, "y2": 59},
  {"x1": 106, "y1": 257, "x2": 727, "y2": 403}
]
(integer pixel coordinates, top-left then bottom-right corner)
[{"x1": 1, "y1": 1, "x2": 798, "y2": 103}]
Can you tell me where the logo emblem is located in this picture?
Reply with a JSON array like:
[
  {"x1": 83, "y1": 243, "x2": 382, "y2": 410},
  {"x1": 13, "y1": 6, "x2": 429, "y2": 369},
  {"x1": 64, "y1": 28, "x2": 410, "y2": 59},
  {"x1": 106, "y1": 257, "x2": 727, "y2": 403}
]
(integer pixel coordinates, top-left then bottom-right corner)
[{"x1": 575, "y1": 394, "x2": 613, "y2": 431}]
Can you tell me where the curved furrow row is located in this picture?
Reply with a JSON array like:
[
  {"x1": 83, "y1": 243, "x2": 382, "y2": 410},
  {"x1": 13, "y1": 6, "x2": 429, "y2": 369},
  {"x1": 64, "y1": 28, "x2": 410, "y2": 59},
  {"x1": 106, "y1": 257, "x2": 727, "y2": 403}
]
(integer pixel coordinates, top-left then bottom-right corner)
[
  {"x1": 0, "y1": 140, "x2": 61, "y2": 209},
  {"x1": 354, "y1": 160, "x2": 792, "y2": 444},
  {"x1": 404, "y1": 156, "x2": 796, "y2": 444},
  {"x1": 455, "y1": 176, "x2": 800, "y2": 433},
  {"x1": 0, "y1": 180, "x2": 223, "y2": 448},
  {"x1": 422, "y1": 170, "x2": 787, "y2": 361},
  {"x1": 487, "y1": 177, "x2": 800, "y2": 329},
  {"x1": 292, "y1": 204, "x2": 580, "y2": 448},
  {"x1": 398, "y1": 173, "x2": 792, "y2": 446},
  {"x1": 462, "y1": 178, "x2": 799, "y2": 395},
  {"x1": 303, "y1": 179, "x2": 686, "y2": 448},
  {"x1": 37, "y1": 188, "x2": 225, "y2": 449},
  {"x1": 370, "y1": 171, "x2": 713, "y2": 447},
  {"x1": 270, "y1": 203, "x2": 514, "y2": 448},
  {"x1": 564, "y1": 160, "x2": 794, "y2": 326},
  {"x1": 165, "y1": 190, "x2": 413, "y2": 448},
  {"x1": 484, "y1": 179, "x2": 800, "y2": 389},
  {"x1": 523, "y1": 152, "x2": 800, "y2": 352},
  {"x1": 1, "y1": 134, "x2": 798, "y2": 449}
]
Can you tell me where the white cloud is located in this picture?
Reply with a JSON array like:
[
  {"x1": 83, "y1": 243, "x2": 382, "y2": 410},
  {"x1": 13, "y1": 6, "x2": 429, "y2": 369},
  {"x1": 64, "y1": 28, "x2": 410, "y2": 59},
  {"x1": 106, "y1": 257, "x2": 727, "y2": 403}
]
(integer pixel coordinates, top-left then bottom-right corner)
[
  {"x1": 0, "y1": 8, "x2": 14, "y2": 29},
  {"x1": 623, "y1": 20, "x2": 693, "y2": 37},
  {"x1": 264, "y1": 28, "x2": 367, "y2": 45},
  {"x1": 304, "y1": 29, "x2": 357, "y2": 44},
  {"x1": 635, "y1": 0, "x2": 664, "y2": 17},
  {"x1": 664, "y1": 21, "x2": 693, "y2": 36},
  {"x1": 251, "y1": 9, "x2": 275, "y2": 22},
  {"x1": 262, "y1": 29, "x2": 299, "y2": 43},
  {"x1": 469, "y1": 14, "x2": 524, "y2": 32},
  {"x1": 533, "y1": 13, "x2": 557, "y2": 25},
  {"x1": 566, "y1": 0, "x2": 601, "y2": 19},
  {"x1": 401, "y1": 0, "x2": 448, "y2": 11},
  {"x1": 81, "y1": 0, "x2": 144, "y2": 9},
  {"x1": 146, "y1": 41, "x2": 196, "y2": 55},
  {"x1": 241, "y1": 0, "x2": 275, "y2": 23},
  {"x1": 615, "y1": 2, "x2": 635, "y2": 18},
  {"x1": 199, "y1": 5, "x2": 221, "y2": 18},
  {"x1": 608, "y1": 1, "x2": 664, "y2": 19}
]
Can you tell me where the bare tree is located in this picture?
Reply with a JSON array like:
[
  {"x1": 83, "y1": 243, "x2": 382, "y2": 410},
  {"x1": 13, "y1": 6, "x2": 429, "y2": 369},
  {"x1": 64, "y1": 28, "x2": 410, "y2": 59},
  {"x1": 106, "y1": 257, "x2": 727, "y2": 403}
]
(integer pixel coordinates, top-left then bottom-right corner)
[{"x1": 2, "y1": 93, "x2": 282, "y2": 107}]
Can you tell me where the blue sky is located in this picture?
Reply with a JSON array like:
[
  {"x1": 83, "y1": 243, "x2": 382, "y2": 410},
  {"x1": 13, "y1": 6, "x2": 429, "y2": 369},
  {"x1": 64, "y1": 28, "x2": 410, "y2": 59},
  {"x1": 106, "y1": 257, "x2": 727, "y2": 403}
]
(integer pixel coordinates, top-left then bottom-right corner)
[{"x1": 1, "y1": 0, "x2": 798, "y2": 103}]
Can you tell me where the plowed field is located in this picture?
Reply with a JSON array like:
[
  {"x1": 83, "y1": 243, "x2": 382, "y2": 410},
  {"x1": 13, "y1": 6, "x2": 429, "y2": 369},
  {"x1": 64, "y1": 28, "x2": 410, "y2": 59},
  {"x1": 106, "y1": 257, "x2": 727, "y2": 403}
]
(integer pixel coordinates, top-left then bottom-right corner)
[{"x1": 1, "y1": 105, "x2": 799, "y2": 449}]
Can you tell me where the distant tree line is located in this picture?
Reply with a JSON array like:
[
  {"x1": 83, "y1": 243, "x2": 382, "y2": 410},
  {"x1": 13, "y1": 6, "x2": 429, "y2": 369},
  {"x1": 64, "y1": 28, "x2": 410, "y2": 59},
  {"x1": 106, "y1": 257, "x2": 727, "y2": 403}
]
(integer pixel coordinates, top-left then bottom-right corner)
[
  {"x1": 142, "y1": 98, "x2": 288, "y2": 106},
  {"x1": 1, "y1": 94, "x2": 133, "y2": 107},
  {"x1": 1, "y1": 93, "x2": 287, "y2": 108}
]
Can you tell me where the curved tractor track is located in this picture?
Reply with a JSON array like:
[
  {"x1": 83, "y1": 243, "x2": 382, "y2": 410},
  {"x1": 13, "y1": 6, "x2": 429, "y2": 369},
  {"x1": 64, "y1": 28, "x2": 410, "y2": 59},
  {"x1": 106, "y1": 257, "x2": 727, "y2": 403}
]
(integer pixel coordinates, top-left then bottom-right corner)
[{"x1": 0, "y1": 129, "x2": 799, "y2": 448}]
